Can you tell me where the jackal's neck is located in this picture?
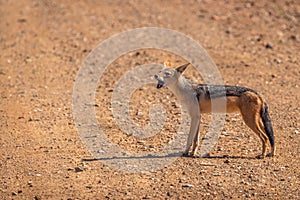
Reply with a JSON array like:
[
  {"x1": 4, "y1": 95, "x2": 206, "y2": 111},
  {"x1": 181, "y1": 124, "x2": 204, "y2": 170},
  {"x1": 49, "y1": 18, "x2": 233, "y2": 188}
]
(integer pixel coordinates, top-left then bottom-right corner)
[
  {"x1": 178, "y1": 75, "x2": 192, "y2": 89},
  {"x1": 168, "y1": 76, "x2": 194, "y2": 97}
]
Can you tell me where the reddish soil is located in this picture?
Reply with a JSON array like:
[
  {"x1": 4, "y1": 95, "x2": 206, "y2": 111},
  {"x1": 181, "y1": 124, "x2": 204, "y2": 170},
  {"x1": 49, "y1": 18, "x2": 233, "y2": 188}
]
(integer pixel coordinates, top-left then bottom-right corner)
[{"x1": 1, "y1": 0, "x2": 299, "y2": 199}]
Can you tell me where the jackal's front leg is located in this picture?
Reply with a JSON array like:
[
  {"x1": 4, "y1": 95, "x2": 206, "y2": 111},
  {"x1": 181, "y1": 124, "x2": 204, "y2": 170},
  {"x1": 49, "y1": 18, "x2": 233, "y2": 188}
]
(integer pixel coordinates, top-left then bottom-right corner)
[
  {"x1": 191, "y1": 122, "x2": 200, "y2": 157},
  {"x1": 183, "y1": 116, "x2": 200, "y2": 157}
]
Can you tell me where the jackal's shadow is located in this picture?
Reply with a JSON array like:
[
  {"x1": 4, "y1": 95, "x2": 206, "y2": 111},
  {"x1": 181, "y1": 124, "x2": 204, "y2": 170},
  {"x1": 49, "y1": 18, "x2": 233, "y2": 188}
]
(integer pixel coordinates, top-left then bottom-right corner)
[{"x1": 82, "y1": 153, "x2": 258, "y2": 162}]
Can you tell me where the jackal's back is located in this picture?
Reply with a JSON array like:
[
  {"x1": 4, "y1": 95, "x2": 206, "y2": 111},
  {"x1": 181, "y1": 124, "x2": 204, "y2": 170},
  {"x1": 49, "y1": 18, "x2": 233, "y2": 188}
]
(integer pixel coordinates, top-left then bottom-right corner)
[{"x1": 194, "y1": 84, "x2": 259, "y2": 100}]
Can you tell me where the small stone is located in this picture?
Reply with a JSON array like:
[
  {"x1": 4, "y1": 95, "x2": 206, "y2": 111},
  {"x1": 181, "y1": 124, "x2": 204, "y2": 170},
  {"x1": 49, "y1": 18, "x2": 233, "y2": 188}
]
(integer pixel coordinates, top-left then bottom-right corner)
[
  {"x1": 224, "y1": 159, "x2": 230, "y2": 164},
  {"x1": 18, "y1": 18, "x2": 27, "y2": 23},
  {"x1": 171, "y1": 101, "x2": 179, "y2": 108},
  {"x1": 74, "y1": 166, "x2": 84, "y2": 172},
  {"x1": 28, "y1": 181, "x2": 33, "y2": 187},
  {"x1": 34, "y1": 196, "x2": 41, "y2": 200},
  {"x1": 289, "y1": 35, "x2": 299, "y2": 41},
  {"x1": 211, "y1": 15, "x2": 220, "y2": 20},
  {"x1": 294, "y1": 130, "x2": 299, "y2": 134},
  {"x1": 200, "y1": 162, "x2": 215, "y2": 166},
  {"x1": 182, "y1": 183, "x2": 194, "y2": 188},
  {"x1": 179, "y1": 178, "x2": 185, "y2": 183},
  {"x1": 265, "y1": 43, "x2": 273, "y2": 49},
  {"x1": 12, "y1": 192, "x2": 17, "y2": 196},
  {"x1": 277, "y1": 31, "x2": 284, "y2": 37},
  {"x1": 25, "y1": 56, "x2": 32, "y2": 63},
  {"x1": 274, "y1": 58, "x2": 282, "y2": 64}
]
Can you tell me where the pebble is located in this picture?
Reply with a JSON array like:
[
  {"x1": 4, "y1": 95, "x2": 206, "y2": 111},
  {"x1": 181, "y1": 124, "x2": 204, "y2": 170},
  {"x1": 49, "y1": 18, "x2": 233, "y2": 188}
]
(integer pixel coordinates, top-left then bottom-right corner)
[
  {"x1": 34, "y1": 196, "x2": 41, "y2": 200},
  {"x1": 28, "y1": 181, "x2": 33, "y2": 187},
  {"x1": 290, "y1": 35, "x2": 299, "y2": 41},
  {"x1": 182, "y1": 183, "x2": 194, "y2": 188},
  {"x1": 265, "y1": 43, "x2": 273, "y2": 49},
  {"x1": 200, "y1": 162, "x2": 215, "y2": 166},
  {"x1": 294, "y1": 130, "x2": 299, "y2": 134},
  {"x1": 179, "y1": 178, "x2": 185, "y2": 183},
  {"x1": 224, "y1": 159, "x2": 230, "y2": 164},
  {"x1": 74, "y1": 166, "x2": 84, "y2": 172}
]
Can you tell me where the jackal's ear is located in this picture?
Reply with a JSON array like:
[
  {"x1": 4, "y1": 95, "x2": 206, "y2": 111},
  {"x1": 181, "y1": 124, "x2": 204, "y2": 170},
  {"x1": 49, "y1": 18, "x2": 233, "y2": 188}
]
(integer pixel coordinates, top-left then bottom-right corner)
[
  {"x1": 163, "y1": 60, "x2": 172, "y2": 68},
  {"x1": 176, "y1": 63, "x2": 190, "y2": 74}
]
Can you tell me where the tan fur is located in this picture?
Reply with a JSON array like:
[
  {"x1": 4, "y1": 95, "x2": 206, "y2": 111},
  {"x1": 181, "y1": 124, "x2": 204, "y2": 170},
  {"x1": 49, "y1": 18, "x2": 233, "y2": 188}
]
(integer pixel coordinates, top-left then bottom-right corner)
[{"x1": 199, "y1": 96, "x2": 240, "y2": 113}]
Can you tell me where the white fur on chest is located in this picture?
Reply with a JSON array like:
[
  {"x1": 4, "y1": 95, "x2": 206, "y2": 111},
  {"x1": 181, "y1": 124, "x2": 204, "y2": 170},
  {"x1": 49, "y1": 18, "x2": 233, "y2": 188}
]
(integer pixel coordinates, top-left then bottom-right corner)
[{"x1": 167, "y1": 77, "x2": 199, "y2": 117}]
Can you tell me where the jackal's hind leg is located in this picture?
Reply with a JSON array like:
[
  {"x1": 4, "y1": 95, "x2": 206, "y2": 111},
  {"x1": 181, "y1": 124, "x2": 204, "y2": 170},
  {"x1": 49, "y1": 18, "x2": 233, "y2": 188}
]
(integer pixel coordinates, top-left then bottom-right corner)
[
  {"x1": 240, "y1": 105, "x2": 268, "y2": 159},
  {"x1": 242, "y1": 112, "x2": 268, "y2": 158},
  {"x1": 255, "y1": 119, "x2": 269, "y2": 159},
  {"x1": 240, "y1": 93, "x2": 270, "y2": 158},
  {"x1": 258, "y1": 120, "x2": 275, "y2": 157}
]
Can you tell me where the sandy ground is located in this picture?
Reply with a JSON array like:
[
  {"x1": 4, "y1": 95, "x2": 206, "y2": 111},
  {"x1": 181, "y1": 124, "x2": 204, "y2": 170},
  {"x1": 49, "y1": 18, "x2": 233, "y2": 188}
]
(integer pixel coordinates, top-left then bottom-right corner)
[{"x1": 1, "y1": 0, "x2": 300, "y2": 199}]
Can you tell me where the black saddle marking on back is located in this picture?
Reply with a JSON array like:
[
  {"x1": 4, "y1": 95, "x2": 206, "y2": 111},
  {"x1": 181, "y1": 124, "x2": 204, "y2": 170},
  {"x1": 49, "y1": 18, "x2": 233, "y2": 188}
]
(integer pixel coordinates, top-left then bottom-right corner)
[{"x1": 194, "y1": 84, "x2": 258, "y2": 100}]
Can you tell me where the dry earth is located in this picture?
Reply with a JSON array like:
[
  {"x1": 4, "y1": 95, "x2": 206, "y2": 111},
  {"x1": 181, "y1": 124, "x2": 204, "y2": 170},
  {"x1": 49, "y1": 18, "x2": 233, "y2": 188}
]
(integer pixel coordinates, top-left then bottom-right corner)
[{"x1": 1, "y1": 0, "x2": 300, "y2": 199}]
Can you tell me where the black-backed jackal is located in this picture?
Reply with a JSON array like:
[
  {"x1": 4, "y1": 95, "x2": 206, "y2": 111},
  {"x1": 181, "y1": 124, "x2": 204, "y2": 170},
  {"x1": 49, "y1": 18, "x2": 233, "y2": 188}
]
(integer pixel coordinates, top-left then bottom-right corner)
[{"x1": 154, "y1": 62, "x2": 275, "y2": 158}]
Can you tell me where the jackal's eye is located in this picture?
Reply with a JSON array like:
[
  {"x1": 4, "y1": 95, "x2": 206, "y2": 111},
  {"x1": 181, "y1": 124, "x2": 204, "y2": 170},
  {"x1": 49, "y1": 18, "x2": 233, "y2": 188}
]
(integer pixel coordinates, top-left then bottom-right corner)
[{"x1": 164, "y1": 71, "x2": 172, "y2": 77}]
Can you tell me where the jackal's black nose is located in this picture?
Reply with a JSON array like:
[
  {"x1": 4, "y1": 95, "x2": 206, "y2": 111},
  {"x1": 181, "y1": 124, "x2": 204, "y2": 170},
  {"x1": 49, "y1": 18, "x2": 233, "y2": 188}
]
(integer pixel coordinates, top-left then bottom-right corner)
[{"x1": 156, "y1": 81, "x2": 164, "y2": 89}]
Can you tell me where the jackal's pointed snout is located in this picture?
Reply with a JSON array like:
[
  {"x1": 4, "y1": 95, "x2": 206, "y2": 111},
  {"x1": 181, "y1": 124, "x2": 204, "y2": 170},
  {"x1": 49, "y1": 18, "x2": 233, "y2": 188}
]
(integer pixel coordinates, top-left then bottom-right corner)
[{"x1": 154, "y1": 74, "x2": 164, "y2": 89}]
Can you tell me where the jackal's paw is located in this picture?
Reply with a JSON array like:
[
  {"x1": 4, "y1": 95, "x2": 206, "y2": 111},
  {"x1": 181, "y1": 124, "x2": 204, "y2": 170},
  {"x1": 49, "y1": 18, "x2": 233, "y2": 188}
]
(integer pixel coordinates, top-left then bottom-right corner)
[
  {"x1": 256, "y1": 154, "x2": 265, "y2": 159},
  {"x1": 190, "y1": 152, "x2": 197, "y2": 158},
  {"x1": 266, "y1": 153, "x2": 275, "y2": 157},
  {"x1": 201, "y1": 153, "x2": 210, "y2": 158},
  {"x1": 182, "y1": 152, "x2": 190, "y2": 157},
  {"x1": 189, "y1": 153, "x2": 197, "y2": 158}
]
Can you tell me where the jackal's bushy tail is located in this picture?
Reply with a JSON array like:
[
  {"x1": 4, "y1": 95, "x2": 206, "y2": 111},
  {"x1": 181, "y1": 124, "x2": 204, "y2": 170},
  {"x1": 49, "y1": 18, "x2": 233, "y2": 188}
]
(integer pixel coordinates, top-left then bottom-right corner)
[{"x1": 261, "y1": 102, "x2": 275, "y2": 148}]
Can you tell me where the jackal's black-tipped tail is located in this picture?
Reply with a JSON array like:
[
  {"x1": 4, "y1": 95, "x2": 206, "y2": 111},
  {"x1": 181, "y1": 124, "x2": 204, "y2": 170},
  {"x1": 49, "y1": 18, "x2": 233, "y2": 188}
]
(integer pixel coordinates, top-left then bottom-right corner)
[{"x1": 261, "y1": 102, "x2": 275, "y2": 148}]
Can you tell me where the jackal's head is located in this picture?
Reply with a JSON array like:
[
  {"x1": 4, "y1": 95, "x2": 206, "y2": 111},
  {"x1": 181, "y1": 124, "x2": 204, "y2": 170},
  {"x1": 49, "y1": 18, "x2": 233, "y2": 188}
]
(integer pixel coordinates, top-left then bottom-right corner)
[{"x1": 154, "y1": 61, "x2": 190, "y2": 89}]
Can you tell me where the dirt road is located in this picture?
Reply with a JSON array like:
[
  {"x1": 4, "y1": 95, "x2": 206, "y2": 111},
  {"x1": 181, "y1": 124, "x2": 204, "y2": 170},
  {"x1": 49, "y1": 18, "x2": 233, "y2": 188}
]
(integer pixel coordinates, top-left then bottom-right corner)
[{"x1": 1, "y1": 0, "x2": 299, "y2": 199}]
